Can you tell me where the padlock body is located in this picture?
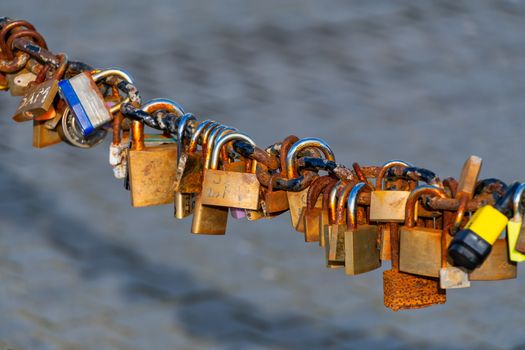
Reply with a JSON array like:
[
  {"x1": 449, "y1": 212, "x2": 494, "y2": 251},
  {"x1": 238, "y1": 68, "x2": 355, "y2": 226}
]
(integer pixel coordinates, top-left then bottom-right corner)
[
  {"x1": 345, "y1": 225, "x2": 381, "y2": 275},
  {"x1": 14, "y1": 79, "x2": 58, "y2": 122},
  {"x1": 201, "y1": 169, "x2": 260, "y2": 210},
  {"x1": 379, "y1": 224, "x2": 392, "y2": 261},
  {"x1": 469, "y1": 239, "x2": 517, "y2": 281},
  {"x1": 191, "y1": 194, "x2": 228, "y2": 235},
  {"x1": 33, "y1": 115, "x2": 62, "y2": 148},
  {"x1": 319, "y1": 209, "x2": 330, "y2": 247},
  {"x1": 7, "y1": 69, "x2": 36, "y2": 96},
  {"x1": 174, "y1": 192, "x2": 195, "y2": 219},
  {"x1": 59, "y1": 72, "x2": 113, "y2": 136},
  {"x1": 399, "y1": 226, "x2": 444, "y2": 277},
  {"x1": 325, "y1": 223, "x2": 345, "y2": 268},
  {"x1": 174, "y1": 151, "x2": 204, "y2": 193},
  {"x1": 128, "y1": 144, "x2": 178, "y2": 207},
  {"x1": 439, "y1": 267, "x2": 470, "y2": 289},
  {"x1": 370, "y1": 190, "x2": 410, "y2": 222},
  {"x1": 383, "y1": 270, "x2": 446, "y2": 311},
  {"x1": 287, "y1": 189, "x2": 309, "y2": 231},
  {"x1": 507, "y1": 218, "x2": 525, "y2": 262},
  {"x1": 263, "y1": 189, "x2": 289, "y2": 214},
  {"x1": 304, "y1": 208, "x2": 323, "y2": 242}
]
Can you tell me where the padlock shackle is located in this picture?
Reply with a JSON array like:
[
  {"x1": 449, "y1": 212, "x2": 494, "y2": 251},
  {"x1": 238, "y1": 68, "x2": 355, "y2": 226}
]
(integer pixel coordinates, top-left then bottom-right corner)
[
  {"x1": 376, "y1": 159, "x2": 412, "y2": 190},
  {"x1": 211, "y1": 132, "x2": 256, "y2": 170},
  {"x1": 205, "y1": 126, "x2": 236, "y2": 169},
  {"x1": 189, "y1": 120, "x2": 216, "y2": 153},
  {"x1": 141, "y1": 98, "x2": 185, "y2": 117},
  {"x1": 91, "y1": 68, "x2": 134, "y2": 84},
  {"x1": 335, "y1": 181, "x2": 356, "y2": 225},
  {"x1": 280, "y1": 135, "x2": 300, "y2": 176},
  {"x1": 130, "y1": 120, "x2": 145, "y2": 151},
  {"x1": 328, "y1": 180, "x2": 345, "y2": 224},
  {"x1": 512, "y1": 182, "x2": 525, "y2": 221},
  {"x1": 176, "y1": 113, "x2": 197, "y2": 160},
  {"x1": 451, "y1": 192, "x2": 469, "y2": 234},
  {"x1": 405, "y1": 185, "x2": 446, "y2": 228},
  {"x1": 347, "y1": 182, "x2": 368, "y2": 229},
  {"x1": 285, "y1": 137, "x2": 335, "y2": 179}
]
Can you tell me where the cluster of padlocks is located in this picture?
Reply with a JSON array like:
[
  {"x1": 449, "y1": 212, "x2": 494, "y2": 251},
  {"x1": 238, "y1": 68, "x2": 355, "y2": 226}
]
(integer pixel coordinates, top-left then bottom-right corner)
[{"x1": 2, "y1": 17, "x2": 525, "y2": 311}]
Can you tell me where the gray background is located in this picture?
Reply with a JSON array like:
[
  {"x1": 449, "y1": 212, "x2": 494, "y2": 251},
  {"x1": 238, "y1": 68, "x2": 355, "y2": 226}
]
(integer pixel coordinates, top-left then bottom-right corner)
[{"x1": 1, "y1": 0, "x2": 525, "y2": 349}]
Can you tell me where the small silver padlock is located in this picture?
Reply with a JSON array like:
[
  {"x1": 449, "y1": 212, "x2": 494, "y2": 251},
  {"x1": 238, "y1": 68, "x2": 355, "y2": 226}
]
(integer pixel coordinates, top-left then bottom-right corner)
[{"x1": 58, "y1": 68, "x2": 134, "y2": 136}]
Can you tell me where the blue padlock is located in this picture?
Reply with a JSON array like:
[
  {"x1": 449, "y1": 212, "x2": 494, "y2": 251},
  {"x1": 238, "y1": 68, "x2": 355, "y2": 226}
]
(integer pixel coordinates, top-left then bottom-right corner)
[{"x1": 58, "y1": 69, "x2": 134, "y2": 136}]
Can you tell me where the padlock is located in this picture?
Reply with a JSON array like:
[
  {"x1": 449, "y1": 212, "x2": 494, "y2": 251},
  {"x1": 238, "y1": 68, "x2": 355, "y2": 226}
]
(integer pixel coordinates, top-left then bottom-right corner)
[
  {"x1": 174, "y1": 112, "x2": 197, "y2": 219},
  {"x1": 384, "y1": 222, "x2": 446, "y2": 311},
  {"x1": 285, "y1": 137, "x2": 336, "y2": 231},
  {"x1": 370, "y1": 160, "x2": 412, "y2": 223},
  {"x1": 261, "y1": 174, "x2": 290, "y2": 215},
  {"x1": 59, "y1": 68, "x2": 134, "y2": 136},
  {"x1": 345, "y1": 182, "x2": 381, "y2": 275},
  {"x1": 127, "y1": 119, "x2": 178, "y2": 207},
  {"x1": 379, "y1": 224, "x2": 392, "y2": 261},
  {"x1": 318, "y1": 180, "x2": 337, "y2": 247},
  {"x1": 191, "y1": 127, "x2": 236, "y2": 235},
  {"x1": 59, "y1": 104, "x2": 108, "y2": 148},
  {"x1": 6, "y1": 67, "x2": 36, "y2": 96},
  {"x1": 109, "y1": 111, "x2": 128, "y2": 179},
  {"x1": 201, "y1": 132, "x2": 260, "y2": 210},
  {"x1": 324, "y1": 181, "x2": 347, "y2": 268},
  {"x1": 32, "y1": 106, "x2": 61, "y2": 148},
  {"x1": 13, "y1": 53, "x2": 67, "y2": 122},
  {"x1": 448, "y1": 182, "x2": 518, "y2": 270},
  {"x1": 399, "y1": 185, "x2": 447, "y2": 277},
  {"x1": 507, "y1": 182, "x2": 525, "y2": 262},
  {"x1": 304, "y1": 176, "x2": 336, "y2": 242}
]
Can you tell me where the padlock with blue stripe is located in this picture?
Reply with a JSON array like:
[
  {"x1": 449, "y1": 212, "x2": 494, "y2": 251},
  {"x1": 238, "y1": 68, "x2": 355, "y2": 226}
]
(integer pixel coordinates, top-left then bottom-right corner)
[{"x1": 58, "y1": 68, "x2": 134, "y2": 136}]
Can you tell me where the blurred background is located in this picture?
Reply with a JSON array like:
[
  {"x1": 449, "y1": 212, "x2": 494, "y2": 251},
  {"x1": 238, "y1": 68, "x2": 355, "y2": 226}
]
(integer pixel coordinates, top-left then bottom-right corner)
[{"x1": 1, "y1": 0, "x2": 525, "y2": 349}]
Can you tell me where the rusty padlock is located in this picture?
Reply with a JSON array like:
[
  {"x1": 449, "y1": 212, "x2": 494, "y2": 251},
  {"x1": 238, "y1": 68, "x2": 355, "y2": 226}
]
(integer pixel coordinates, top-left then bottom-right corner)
[
  {"x1": 304, "y1": 176, "x2": 337, "y2": 243},
  {"x1": 324, "y1": 180, "x2": 347, "y2": 268},
  {"x1": 383, "y1": 222, "x2": 446, "y2": 311},
  {"x1": 174, "y1": 112, "x2": 197, "y2": 219}
]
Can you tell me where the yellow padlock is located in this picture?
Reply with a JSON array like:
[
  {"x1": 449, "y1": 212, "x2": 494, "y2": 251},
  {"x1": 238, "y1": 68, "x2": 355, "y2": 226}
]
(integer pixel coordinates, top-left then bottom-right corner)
[{"x1": 508, "y1": 183, "x2": 525, "y2": 262}]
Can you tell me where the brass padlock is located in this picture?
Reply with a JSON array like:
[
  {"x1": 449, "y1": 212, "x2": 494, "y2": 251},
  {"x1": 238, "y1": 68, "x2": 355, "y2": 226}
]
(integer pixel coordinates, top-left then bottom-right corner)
[
  {"x1": 32, "y1": 106, "x2": 61, "y2": 148},
  {"x1": 399, "y1": 185, "x2": 447, "y2": 277},
  {"x1": 285, "y1": 137, "x2": 336, "y2": 231},
  {"x1": 345, "y1": 182, "x2": 381, "y2": 276},
  {"x1": 318, "y1": 180, "x2": 338, "y2": 247},
  {"x1": 370, "y1": 160, "x2": 412, "y2": 223},
  {"x1": 200, "y1": 132, "x2": 260, "y2": 210},
  {"x1": 261, "y1": 173, "x2": 290, "y2": 215},
  {"x1": 384, "y1": 223, "x2": 446, "y2": 311},
  {"x1": 128, "y1": 120, "x2": 178, "y2": 207},
  {"x1": 191, "y1": 127, "x2": 236, "y2": 235},
  {"x1": 174, "y1": 120, "x2": 217, "y2": 194},
  {"x1": 324, "y1": 180, "x2": 346, "y2": 268}
]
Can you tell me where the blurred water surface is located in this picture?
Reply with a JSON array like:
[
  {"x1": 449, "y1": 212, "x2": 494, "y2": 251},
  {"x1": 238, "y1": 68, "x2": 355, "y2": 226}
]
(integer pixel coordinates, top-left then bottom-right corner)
[{"x1": 1, "y1": 1, "x2": 525, "y2": 349}]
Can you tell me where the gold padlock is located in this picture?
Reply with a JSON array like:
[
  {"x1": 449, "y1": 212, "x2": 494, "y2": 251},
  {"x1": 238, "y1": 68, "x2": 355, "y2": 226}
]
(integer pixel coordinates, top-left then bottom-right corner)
[
  {"x1": 200, "y1": 132, "x2": 260, "y2": 210},
  {"x1": 324, "y1": 180, "x2": 347, "y2": 268},
  {"x1": 399, "y1": 185, "x2": 447, "y2": 277},
  {"x1": 128, "y1": 120, "x2": 178, "y2": 207},
  {"x1": 174, "y1": 120, "x2": 218, "y2": 194},
  {"x1": 191, "y1": 127, "x2": 236, "y2": 235},
  {"x1": 32, "y1": 106, "x2": 61, "y2": 148},
  {"x1": 318, "y1": 180, "x2": 338, "y2": 247},
  {"x1": 468, "y1": 239, "x2": 517, "y2": 281},
  {"x1": 285, "y1": 137, "x2": 336, "y2": 231},
  {"x1": 345, "y1": 182, "x2": 381, "y2": 276},
  {"x1": 370, "y1": 160, "x2": 412, "y2": 223},
  {"x1": 261, "y1": 173, "x2": 290, "y2": 215}
]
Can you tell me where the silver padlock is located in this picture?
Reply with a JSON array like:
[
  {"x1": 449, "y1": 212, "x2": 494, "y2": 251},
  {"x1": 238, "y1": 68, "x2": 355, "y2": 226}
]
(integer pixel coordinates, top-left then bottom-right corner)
[{"x1": 58, "y1": 68, "x2": 134, "y2": 136}]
